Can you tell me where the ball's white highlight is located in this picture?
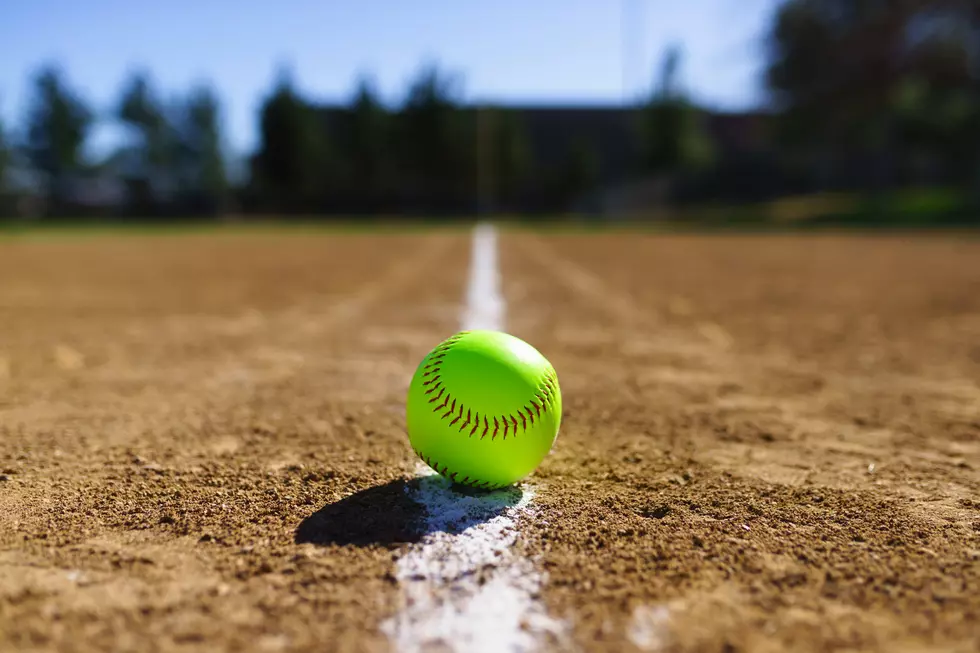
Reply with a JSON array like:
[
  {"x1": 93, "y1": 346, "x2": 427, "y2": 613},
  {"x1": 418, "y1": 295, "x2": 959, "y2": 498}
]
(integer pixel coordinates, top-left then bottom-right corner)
[{"x1": 381, "y1": 224, "x2": 563, "y2": 652}]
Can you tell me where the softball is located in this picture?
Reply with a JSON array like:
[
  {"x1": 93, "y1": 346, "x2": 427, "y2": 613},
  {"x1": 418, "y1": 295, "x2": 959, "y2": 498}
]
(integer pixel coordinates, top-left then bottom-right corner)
[{"x1": 405, "y1": 330, "x2": 562, "y2": 490}]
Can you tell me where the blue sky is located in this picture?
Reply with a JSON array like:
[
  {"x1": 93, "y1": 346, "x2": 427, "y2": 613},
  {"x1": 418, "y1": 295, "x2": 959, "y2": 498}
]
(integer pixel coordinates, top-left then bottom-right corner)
[{"x1": 0, "y1": 0, "x2": 781, "y2": 158}]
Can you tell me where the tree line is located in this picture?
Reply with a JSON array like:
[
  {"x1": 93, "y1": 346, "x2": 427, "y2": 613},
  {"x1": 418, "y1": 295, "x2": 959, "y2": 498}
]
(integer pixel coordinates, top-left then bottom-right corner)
[
  {"x1": 1, "y1": 0, "x2": 979, "y2": 221},
  {"x1": 0, "y1": 53, "x2": 714, "y2": 219},
  {"x1": 767, "y1": 0, "x2": 980, "y2": 196},
  {"x1": 0, "y1": 65, "x2": 230, "y2": 218}
]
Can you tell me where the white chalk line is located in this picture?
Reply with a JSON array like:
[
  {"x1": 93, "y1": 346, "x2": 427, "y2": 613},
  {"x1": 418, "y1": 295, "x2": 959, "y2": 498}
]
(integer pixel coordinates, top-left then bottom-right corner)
[
  {"x1": 381, "y1": 224, "x2": 564, "y2": 652},
  {"x1": 461, "y1": 222, "x2": 506, "y2": 332}
]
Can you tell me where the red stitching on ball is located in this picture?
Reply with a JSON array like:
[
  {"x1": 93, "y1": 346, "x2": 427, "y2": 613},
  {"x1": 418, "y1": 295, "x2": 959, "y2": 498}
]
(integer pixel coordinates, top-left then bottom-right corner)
[{"x1": 416, "y1": 336, "x2": 559, "y2": 450}]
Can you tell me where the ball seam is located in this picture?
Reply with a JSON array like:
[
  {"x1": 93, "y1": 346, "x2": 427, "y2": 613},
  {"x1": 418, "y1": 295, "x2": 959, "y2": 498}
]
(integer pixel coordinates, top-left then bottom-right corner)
[
  {"x1": 420, "y1": 331, "x2": 560, "y2": 442},
  {"x1": 411, "y1": 445, "x2": 507, "y2": 490}
]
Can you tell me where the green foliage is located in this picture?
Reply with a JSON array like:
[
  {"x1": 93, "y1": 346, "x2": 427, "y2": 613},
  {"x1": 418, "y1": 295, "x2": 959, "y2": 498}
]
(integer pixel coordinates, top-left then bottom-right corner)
[
  {"x1": 251, "y1": 67, "x2": 332, "y2": 208},
  {"x1": 766, "y1": 0, "x2": 980, "y2": 188},
  {"x1": 114, "y1": 72, "x2": 229, "y2": 214},
  {"x1": 0, "y1": 113, "x2": 9, "y2": 191},
  {"x1": 491, "y1": 109, "x2": 533, "y2": 207},
  {"x1": 117, "y1": 70, "x2": 174, "y2": 174},
  {"x1": 5, "y1": 5, "x2": 979, "y2": 224},
  {"x1": 638, "y1": 47, "x2": 715, "y2": 175},
  {"x1": 396, "y1": 63, "x2": 472, "y2": 207},
  {"x1": 23, "y1": 63, "x2": 94, "y2": 201},
  {"x1": 560, "y1": 138, "x2": 600, "y2": 203},
  {"x1": 640, "y1": 100, "x2": 714, "y2": 173},
  {"x1": 0, "y1": 111, "x2": 13, "y2": 218},
  {"x1": 178, "y1": 84, "x2": 228, "y2": 203},
  {"x1": 341, "y1": 76, "x2": 393, "y2": 204},
  {"x1": 474, "y1": 107, "x2": 533, "y2": 211}
]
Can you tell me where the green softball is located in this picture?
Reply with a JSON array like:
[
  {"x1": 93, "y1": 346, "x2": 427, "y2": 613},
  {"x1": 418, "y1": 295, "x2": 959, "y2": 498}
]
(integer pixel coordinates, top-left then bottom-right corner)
[{"x1": 405, "y1": 330, "x2": 562, "y2": 490}]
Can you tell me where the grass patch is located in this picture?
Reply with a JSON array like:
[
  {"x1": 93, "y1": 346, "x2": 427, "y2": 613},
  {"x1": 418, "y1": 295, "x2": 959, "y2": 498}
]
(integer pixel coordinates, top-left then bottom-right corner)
[{"x1": 0, "y1": 216, "x2": 479, "y2": 239}]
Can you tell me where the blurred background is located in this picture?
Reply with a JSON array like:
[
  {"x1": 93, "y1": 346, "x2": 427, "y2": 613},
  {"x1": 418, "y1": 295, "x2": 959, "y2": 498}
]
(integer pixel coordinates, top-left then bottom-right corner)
[{"x1": 1, "y1": 0, "x2": 979, "y2": 227}]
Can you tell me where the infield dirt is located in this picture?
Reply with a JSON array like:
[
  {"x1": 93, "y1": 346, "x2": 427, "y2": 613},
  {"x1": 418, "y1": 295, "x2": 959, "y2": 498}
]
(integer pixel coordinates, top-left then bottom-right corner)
[{"x1": 0, "y1": 228, "x2": 978, "y2": 652}]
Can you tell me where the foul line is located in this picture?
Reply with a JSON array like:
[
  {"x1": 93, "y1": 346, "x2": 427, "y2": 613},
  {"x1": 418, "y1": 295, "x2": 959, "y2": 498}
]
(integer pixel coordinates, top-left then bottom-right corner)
[
  {"x1": 381, "y1": 223, "x2": 564, "y2": 653},
  {"x1": 461, "y1": 223, "x2": 506, "y2": 331}
]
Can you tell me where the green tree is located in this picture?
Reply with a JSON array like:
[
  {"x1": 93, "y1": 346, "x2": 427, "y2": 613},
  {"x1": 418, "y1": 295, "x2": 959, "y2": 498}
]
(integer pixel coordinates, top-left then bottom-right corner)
[
  {"x1": 638, "y1": 46, "x2": 714, "y2": 175},
  {"x1": 116, "y1": 69, "x2": 178, "y2": 211},
  {"x1": 118, "y1": 70, "x2": 173, "y2": 179},
  {"x1": 251, "y1": 66, "x2": 330, "y2": 211},
  {"x1": 491, "y1": 109, "x2": 533, "y2": 210},
  {"x1": 559, "y1": 138, "x2": 600, "y2": 208},
  {"x1": 0, "y1": 111, "x2": 12, "y2": 217},
  {"x1": 176, "y1": 83, "x2": 228, "y2": 212},
  {"x1": 765, "y1": 0, "x2": 978, "y2": 188},
  {"x1": 342, "y1": 76, "x2": 392, "y2": 208},
  {"x1": 396, "y1": 62, "x2": 470, "y2": 209},
  {"x1": 474, "y1": 107, "x2": 533, "y2": 212},
  {"x1": 0, "y1": 112, "x2": 10, "y2": 192},
  {"x1": 23, "y1": 63, "x2": 94, "y2": 206}
]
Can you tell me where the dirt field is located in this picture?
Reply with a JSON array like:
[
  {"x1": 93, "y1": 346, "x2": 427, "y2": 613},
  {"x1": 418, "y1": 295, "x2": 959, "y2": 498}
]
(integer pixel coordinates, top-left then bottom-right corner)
[{"x1": 0, "y1": 227, "x2": 978, "y2": 653}]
